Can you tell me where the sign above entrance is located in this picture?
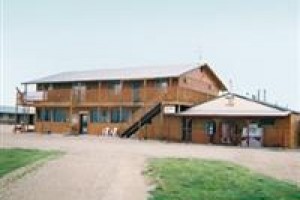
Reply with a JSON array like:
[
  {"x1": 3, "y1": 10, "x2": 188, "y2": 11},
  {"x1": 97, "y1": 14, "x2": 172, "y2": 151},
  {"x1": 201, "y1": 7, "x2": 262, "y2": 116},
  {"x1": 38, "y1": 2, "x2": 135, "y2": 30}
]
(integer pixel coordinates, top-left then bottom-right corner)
[{"x1": 164, "y1": 105, "x2": 176, "y2": 114}]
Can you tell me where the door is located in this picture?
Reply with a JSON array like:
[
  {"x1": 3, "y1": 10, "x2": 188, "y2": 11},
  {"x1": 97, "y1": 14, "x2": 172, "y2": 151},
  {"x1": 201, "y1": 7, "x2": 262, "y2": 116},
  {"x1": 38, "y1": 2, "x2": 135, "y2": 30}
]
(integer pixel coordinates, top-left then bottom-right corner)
[
  {"x1": 182, "y1": 117, "x2": 192, "y2": 142},
  {"x1": 73, "y1": 83, "x2": 86, "y2": 103},
  {"x1": 221, "y1": 121, "x2": 238, "y2": 145},
  {"x1": 132, "y1": 82, "x2": 141, "y2": 102},
  {"x1": 79, "y1": 114, "x2": 88, "y2": 134}
]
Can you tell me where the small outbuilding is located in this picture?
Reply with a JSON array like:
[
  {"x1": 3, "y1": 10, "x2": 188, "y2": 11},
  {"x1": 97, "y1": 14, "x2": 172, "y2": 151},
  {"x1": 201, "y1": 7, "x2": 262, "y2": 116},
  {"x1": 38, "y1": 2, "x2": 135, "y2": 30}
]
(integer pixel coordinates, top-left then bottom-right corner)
[
  {"x1": 176, "y1": 93, "x2": 300, "y2": 148},
  {"x1": 0, "y1": 106, "x2": 35, "y2": 125}
]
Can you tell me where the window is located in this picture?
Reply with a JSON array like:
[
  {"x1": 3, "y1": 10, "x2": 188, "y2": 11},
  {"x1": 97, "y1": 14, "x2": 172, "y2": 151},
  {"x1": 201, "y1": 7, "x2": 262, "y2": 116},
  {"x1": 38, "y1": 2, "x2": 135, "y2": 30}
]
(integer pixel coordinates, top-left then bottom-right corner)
[
  {"x1": 86, "y1": 82, "x2": 98, "y2": 90},
  {"x1": 49, "y1": 84, "x2": 54, "y2": 90},
  {"x1": 72, "y1": 82, "x2": 86, "y2": 102},
  {"x1": 204, "y1": 120, "x2": 216, "y2": 135},
  {"x1": 111, "y1": 108, "x2": 121, "y2": 123},
  {"x1": 53, "y1": 108, "x2": 67, "y2": 122},
  {"x1": 90, "y1": 108, "x2": 99, "y2": 123},
  {"x1": 132, "y1": 81, "x2": 141, "y2": 102},
  {"x1": 108, "y1": 81, "x2": 122, "y2": 95},
  {"x1": 38, "y1": 108, "x2": 52, "y2": 121},
  {"x1": 120, "y1": 108, "x2": 132, "y2": 122},
  {"x1": 90, "y1": 108, "x2": 110, "y2": 123},
  {"x1": 155, "y1": 79, "x2": 168, "y2": 90}
]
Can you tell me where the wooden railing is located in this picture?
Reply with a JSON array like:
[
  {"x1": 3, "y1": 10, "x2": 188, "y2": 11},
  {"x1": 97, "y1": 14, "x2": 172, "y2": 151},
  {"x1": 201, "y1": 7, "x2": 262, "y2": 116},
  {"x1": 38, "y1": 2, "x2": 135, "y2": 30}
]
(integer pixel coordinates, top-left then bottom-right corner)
[
  {"x1": 47, "y1": 89, "x2": 71, "y2": 102},
  {"x1": 82, "y1": 86, "x2": 178, "y2": 104},
  {"x1": 121, "y1": 87, "x2": 175, "y2": 131},
  {"x1": 19, "y1": 85, "x2": 214, "y2": 106}
]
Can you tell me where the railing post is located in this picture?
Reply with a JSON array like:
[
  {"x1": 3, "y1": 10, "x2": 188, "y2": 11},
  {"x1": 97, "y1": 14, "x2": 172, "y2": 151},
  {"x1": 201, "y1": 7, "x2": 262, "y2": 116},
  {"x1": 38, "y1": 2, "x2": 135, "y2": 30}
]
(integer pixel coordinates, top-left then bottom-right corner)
[
  {"x1": 98, "y1": 81, "x2": 101, "y2": 102},
  {"x1": 143, "y1": 79, "x2": 147, "y2": 103}
]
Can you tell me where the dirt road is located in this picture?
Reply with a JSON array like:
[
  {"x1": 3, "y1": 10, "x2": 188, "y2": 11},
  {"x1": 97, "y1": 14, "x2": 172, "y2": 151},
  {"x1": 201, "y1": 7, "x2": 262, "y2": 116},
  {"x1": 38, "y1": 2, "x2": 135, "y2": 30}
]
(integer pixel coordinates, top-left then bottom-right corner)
[{"x1": 0, "y1": 125, "x2": 299, "y2": 200}]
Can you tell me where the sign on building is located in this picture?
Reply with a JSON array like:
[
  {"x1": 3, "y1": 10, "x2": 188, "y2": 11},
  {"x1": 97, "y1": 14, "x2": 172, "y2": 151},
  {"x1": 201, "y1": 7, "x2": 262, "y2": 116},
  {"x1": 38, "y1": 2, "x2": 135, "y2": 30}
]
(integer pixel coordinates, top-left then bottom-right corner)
[{"x1": 164, "y1": 105, "x2": 176, "y2": 114}]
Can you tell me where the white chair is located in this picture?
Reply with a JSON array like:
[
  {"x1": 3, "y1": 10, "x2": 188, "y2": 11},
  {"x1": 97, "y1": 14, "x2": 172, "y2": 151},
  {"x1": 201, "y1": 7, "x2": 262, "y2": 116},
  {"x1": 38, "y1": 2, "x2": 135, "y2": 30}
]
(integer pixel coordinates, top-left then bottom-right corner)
[
  {"x1": 110, "y1": 127, "x2": 118, "y2": 137},
  {"x1": 101, "y1": 127, "x2": 110, "y2": 136}
]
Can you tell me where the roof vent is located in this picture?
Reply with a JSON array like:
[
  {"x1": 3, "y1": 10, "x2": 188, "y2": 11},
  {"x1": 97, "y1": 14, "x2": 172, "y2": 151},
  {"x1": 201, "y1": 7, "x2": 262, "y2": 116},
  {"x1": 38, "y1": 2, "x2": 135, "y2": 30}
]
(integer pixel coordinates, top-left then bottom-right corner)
[
  {"x1": 226, "y1": 93, "x2": 235, "y2": 106},
  {"x1": 225, "y1": 79, "x2": 235, "y2": 106}
]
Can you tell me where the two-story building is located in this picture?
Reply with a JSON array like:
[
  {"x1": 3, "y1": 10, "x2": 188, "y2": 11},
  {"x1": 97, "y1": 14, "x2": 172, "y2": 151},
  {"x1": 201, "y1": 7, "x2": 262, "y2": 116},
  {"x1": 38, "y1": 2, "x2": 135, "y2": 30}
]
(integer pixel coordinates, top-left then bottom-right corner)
[{"x1": 17, "y1": 63, "x2": 227, "y2": 139}]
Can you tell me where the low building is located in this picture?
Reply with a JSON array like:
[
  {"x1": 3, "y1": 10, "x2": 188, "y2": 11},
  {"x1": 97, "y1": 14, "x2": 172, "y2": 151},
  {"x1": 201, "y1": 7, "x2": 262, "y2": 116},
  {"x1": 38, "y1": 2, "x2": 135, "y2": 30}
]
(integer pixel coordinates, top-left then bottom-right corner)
[
  {"x1": 0, "y1": 106, "x2": 35, "y2": 125},
  {"x1": 159, "y1": 94, "x2": 300, "y2": 148}
]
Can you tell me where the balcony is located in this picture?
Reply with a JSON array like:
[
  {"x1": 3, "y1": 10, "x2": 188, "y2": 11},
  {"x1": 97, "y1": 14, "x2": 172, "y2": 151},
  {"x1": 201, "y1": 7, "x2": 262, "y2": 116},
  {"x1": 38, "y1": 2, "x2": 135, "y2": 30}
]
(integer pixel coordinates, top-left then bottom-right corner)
[{"x1": 18, "y1": 85, "x2": 212, "y2": 107}]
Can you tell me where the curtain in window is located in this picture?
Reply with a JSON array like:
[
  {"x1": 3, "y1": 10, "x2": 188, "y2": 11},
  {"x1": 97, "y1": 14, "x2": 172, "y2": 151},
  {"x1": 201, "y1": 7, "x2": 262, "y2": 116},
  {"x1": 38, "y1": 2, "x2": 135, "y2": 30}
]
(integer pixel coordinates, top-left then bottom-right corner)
[
  {"x1": 90, "y1": 108, "x2": 98, "y2": 123},
  {"x1": 111, "y1": 108, "x2": 120, "y2": 123},
  {"x1": 41, "y1": 109, "x2": 51, "y2": 121},
  {"x1": 120, "y1": 108, "x2": 132, "y2": 122},
  {"x1": 53, "y1": 108, "x2": 67, "y2": 122},
  {"x1": 90, "y1": 108, "x2": 110, "y2": 123}
]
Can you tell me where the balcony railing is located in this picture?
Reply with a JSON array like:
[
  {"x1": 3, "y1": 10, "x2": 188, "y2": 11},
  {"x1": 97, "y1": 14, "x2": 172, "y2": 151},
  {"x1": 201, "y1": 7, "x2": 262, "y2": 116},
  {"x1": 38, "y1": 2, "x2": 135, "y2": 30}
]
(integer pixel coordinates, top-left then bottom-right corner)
[{"x1": 19, "y1": 86, "x2": 213, "y2": 106}]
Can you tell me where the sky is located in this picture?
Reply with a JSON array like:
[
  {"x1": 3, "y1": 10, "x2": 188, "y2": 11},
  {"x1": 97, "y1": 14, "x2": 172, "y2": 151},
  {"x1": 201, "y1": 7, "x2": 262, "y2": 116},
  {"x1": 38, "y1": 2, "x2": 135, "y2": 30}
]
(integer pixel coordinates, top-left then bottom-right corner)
[{"x1": 0, "y1": 0, "x2": 299, "y2": 110}]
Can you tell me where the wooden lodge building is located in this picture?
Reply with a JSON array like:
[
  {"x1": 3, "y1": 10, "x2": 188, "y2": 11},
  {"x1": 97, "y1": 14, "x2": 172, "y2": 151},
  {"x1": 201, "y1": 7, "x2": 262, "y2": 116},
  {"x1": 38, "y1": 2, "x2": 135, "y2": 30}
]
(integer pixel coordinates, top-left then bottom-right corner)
[
  {"x1": 18, "y1": 64, "x2": 226, "y2": 135},
  {"x1": 17, "y1": 63, "x2": 300, "y2": 148}
]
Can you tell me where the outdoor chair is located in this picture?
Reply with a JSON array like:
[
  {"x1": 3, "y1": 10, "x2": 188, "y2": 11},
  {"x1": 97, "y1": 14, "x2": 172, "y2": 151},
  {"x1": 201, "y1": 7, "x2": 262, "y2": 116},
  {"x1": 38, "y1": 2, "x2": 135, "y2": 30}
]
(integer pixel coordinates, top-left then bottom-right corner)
[
  {"x1": 102, "y1": 127, "x2": 110, "y2": 136},
  {"x1": 110, "y1": 127, "x2": 118, "y2": 137}
]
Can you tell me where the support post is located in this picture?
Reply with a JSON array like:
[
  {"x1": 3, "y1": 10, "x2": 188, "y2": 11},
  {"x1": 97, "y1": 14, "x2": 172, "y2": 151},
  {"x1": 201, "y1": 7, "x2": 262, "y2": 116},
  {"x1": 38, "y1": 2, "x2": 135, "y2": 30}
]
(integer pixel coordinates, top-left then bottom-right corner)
[
  {"x1": 14, "y1": 88, "x2": 19, "y2": 133},
  {"x1": 246, "y1": 120, "x2": 250, "y2": 147},
  {"x1": 120, "y1": 80, "x2": 123, "y2": 121},
  {"x1": 143, "y1": 79, "x2": 147, "y2": 103}
]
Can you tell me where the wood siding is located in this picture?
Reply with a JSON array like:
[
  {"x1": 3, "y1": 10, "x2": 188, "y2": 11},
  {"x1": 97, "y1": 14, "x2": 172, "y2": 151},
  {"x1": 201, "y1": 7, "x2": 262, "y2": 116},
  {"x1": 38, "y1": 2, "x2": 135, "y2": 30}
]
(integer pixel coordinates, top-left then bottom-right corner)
[
  {"x1": 179, "y1": 68, "x2": 220, "y2": 96},
  {"x1": 21, "y1": 70, "x2": 225, "y2": 137}
]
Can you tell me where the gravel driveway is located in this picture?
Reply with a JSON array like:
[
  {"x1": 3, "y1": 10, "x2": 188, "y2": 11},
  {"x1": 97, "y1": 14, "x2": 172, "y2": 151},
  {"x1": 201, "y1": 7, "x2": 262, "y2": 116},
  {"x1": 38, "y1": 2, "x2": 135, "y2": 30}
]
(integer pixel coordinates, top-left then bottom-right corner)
[{"x1": 0, "y1": 125, "x2": 299, "y2": 200}]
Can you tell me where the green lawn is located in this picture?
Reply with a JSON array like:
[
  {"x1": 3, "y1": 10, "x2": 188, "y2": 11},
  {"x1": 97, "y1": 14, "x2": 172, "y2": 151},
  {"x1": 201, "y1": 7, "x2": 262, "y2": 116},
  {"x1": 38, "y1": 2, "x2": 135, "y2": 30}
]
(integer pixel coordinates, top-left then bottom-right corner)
[
  {"x1": 146, "y1": 158, "x2": 300, "y2": 200},
  {"x1": 0, "y1": 148, "x2": 62, "y2": 178}
]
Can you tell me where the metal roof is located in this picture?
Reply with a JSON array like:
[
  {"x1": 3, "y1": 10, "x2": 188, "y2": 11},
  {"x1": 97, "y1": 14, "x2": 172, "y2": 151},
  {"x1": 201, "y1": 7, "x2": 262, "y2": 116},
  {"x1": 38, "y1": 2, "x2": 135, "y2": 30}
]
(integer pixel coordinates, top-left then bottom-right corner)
[
  {"x1": 179, "y1": 93, "x2": 294, "y2": 117},
  {"x1": 0, "y1": 106, "x2": 35, "y2": 115},
  {"x1": 22, "y1": 63, "x2": 227, "y2": 91},
  {"x1": 23, "y1": 64, "x2": 197, "y2": 84}
]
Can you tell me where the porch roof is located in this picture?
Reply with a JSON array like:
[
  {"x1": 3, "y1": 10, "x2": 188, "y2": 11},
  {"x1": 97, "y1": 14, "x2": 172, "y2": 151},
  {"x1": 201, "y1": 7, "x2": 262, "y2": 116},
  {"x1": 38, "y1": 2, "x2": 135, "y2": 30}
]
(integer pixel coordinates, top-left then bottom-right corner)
[{"x1": 178, "y1": 93, "x2": 293, "y2": 118}]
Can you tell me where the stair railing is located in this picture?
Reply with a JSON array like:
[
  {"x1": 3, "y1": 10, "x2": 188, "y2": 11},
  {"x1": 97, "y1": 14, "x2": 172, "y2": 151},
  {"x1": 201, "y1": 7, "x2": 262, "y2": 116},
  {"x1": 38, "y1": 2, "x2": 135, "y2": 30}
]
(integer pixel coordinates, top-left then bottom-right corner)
[{"x1": 121, "y1": 88, "x2": 170, "y2": 135}]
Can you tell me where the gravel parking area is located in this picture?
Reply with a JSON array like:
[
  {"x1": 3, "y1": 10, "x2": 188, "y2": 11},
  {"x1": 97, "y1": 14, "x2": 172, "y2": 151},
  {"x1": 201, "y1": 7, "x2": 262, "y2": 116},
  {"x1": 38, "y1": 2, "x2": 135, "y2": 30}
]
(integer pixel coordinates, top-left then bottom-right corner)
[{"x1": 0, "y1": 125, "x2": 299, "y2": 200}]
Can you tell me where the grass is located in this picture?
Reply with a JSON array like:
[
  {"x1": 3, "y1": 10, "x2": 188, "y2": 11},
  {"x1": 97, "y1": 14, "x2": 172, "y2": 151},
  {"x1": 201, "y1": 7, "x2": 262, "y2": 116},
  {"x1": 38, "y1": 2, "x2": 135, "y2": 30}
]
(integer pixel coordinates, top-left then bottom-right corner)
[
  {"x1": 146, "y1": 158, "x2": 300, "y2": 200},
  {"x1": 0, "y1": 148, "x2": 62, "y2": 178}
]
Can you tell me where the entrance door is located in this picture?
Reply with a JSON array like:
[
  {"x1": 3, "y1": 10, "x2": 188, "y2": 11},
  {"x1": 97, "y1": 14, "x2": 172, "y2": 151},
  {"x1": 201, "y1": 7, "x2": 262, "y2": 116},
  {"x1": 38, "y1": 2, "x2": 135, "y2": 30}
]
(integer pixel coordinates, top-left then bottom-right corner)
[
  {"x1": 182, "y1": 117, "x2": 192, "y2": 142},
  {"x1": 79, "y1": 114, "x2": 88, "y2": 134},
  {"x1": 221, "y1": 121, "x2": 238, "y2": 145}
]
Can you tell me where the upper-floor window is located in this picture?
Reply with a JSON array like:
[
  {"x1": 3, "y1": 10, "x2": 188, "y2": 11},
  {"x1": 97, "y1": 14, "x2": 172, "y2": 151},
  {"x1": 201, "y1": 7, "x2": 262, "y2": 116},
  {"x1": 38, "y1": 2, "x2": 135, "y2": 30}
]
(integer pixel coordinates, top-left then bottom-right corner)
[
  {"x1": 48, "y1": 84, "x2": 53, "y2": 90},
  {"x1": 155, "y1": 79, "x2": 168, "y2": 91},
  {"x1": 108, "y1": 81, "x2": 122, "y2": 95},
  {"x1": 72, "y1": 82, "x2": 86, "y2": 102},
  {"x1": 132, "y1": 81, "x2": 141, "y2": 102},
  {"x1": 86, "y1": 82, "x2": 98, "y2": 90}
]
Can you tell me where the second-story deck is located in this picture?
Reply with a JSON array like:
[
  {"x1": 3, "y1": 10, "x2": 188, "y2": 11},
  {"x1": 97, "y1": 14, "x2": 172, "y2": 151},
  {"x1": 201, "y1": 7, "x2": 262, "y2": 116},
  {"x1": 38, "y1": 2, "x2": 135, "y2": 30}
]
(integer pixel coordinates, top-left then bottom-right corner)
[{"x1": 18, "y1": 86, "x2": 214, "y2": 108}]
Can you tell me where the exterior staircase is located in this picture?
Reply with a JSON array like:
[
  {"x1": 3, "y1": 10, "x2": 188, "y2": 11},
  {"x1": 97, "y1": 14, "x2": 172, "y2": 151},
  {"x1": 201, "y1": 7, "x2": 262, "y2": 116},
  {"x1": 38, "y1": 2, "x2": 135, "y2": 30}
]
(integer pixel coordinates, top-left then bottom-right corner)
[{"x1": 121, "y1": 102, "x2": 162, "y2": 138}]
